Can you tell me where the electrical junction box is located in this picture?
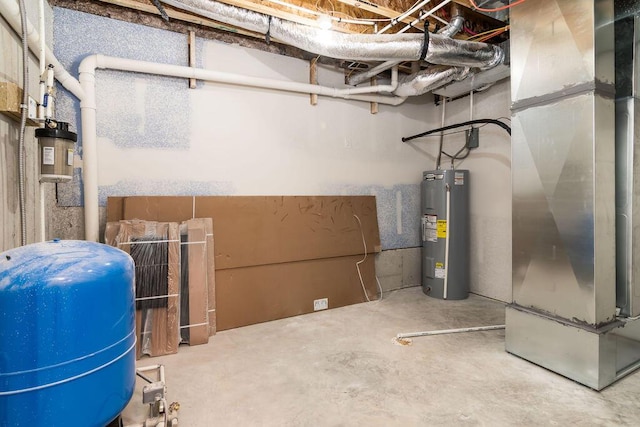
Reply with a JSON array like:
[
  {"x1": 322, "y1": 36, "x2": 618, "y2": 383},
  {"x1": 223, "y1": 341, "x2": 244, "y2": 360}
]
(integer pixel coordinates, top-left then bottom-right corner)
[
  {"x1": 466, "y1": 127, "x2": 480, "y2": 148},
  {"x1": 421, "y1": 169, "x2": 470, "y2": 300}
]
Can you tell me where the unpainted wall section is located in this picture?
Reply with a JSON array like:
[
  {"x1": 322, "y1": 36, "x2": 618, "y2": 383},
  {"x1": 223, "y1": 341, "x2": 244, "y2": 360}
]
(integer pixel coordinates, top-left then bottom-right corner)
[
  {"x1": 51, "y1": 8, "x2": 512, "y2": 302},
  {"x1": 0, "y1": 1, "x2": 54, "y2": 252}
]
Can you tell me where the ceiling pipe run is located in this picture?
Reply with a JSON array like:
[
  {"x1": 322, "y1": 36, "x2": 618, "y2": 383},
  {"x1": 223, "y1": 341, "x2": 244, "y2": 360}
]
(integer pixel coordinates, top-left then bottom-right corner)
[
  {"x1": 349, "y1": 12, "x2": 466, "y2": 89},
  {"x1": 160, "y1": 0, "x2": 503, "y2": 68},
  {"x1": 161, "y1": 0, "x2": 498, "y2": 97},
  {"x1": 1, "y1": 0, "x2": 500, "y2": 242},
  {"x1": 348, "y1": 60, "x2": 402, "y2": 86}
]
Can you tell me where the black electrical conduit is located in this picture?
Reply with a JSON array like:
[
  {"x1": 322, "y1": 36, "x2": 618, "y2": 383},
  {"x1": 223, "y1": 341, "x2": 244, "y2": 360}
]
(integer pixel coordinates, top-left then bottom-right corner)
[{"x1": 401, "y1": 119, "x2": 511, "y2": 143}]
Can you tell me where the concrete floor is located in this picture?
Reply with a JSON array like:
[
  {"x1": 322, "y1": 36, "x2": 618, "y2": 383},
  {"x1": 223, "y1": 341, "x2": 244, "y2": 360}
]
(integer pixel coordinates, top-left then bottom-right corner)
[{"x1": 125, "y1": 287, "x2": 640, "y2": 426}]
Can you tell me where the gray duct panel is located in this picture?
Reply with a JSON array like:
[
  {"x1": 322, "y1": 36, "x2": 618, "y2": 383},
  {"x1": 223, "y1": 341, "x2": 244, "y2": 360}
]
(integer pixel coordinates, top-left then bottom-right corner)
[
  {"x1": 616, "y1": 97, "x2": 640, "y2": 317},
  {"x1": 512, "y1": 93, "x2": 616, "y2": 325},
  {"x1": 615, "y1": 14, "x2": 640, "y2": 318},
  {"x1": 506, "y1": 305, "x2": 640, "y2": 390},
  {"x1": 508, "y1": 0, "x2": 640, "y2": 389},
  {"x1": 510, "y1": 0, "x2": 614, "y2": 104}
]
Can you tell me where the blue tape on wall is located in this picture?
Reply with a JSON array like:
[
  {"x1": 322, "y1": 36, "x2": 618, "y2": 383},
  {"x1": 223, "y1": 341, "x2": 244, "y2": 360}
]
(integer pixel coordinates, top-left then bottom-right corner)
[
  {"x1": 53, "y1": 7, "x2": 198, "y2": 206},
  {"x1": 97, "y1": 180, "x2": 236, "y2": 206}
]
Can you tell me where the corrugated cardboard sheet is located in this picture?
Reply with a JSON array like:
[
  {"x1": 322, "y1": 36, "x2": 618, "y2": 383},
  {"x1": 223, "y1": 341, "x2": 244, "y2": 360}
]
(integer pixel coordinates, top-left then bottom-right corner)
[
  {"x1": 179, "y1": 219, "x2": 209, "y2": 345},
  {"x1": 107, "y1": 196, "x2": 380, "y2": 330}
]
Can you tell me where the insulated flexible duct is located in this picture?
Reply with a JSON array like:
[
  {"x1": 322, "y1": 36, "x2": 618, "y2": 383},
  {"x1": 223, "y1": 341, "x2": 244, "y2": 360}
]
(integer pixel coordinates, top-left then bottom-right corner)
[
  {"x1": 438, "y1": 14, "x2": 465, "y2": 38},
  {"x1": 160, "y1": 0, "x2": 503, "y2": 68},
  {"x1": 394, "y1": 65, "x2": 472, "y2": 97}
]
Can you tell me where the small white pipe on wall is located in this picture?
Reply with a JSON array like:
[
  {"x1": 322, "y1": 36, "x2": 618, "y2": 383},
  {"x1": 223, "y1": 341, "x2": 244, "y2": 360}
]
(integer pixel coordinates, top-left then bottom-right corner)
[
  {"x1": 38, "y1": 0, "x2": 46, "y2": 242},
  {"x1": 78, "y1": 54, "x2": 407, "y2": 241}
]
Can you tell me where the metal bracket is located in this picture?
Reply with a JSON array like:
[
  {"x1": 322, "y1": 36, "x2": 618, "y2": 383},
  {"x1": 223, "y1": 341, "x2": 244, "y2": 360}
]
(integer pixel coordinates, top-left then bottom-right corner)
[{"x1": 142, "y1": 381, "x2": 166, "y2": 405}]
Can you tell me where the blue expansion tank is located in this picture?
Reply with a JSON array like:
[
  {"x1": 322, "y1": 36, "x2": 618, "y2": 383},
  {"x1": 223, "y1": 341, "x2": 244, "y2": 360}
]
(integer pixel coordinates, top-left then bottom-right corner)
[{"x1": 0, "y1": 240, "x2": 136, "y2": 427}]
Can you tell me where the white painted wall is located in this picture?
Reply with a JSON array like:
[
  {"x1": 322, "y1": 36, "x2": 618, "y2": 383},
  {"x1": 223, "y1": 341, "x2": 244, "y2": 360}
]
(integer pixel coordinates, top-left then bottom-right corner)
[
  {"x1": 415, "y1": 81, "x2": 512, "y2": 302},
  {"x1": 50, "y1": 8, "x2": 512, "y2": 302},
  {"x1": 0, "y1": 0, "x2": 53, "y2": 251}
]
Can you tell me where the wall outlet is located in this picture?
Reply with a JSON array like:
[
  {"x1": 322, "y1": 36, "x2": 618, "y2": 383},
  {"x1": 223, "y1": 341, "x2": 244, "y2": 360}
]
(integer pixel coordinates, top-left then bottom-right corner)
[{"x1": 313, "y1": 298, "x2": 328, "y2": 311}]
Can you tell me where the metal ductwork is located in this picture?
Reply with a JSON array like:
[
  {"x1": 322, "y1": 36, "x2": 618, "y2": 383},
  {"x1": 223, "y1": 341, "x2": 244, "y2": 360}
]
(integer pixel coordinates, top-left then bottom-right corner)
[
  {"x1": 160, "y1": 0, "x2": 503, "y2": 71},
  {"x1": 395, "y1": 65, "x2": 472, "y2": 97},
  {"x1": 438, "y1": 14, "x2": 464, "y2": 38},
  {"x1": 506, "y1": 0, "x2": 640, "y2": 390}
]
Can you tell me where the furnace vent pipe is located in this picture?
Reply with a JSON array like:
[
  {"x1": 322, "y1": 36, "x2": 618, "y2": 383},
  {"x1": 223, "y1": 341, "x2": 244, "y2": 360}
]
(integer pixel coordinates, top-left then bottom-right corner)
[
  {"x1": 347, "y1": 16, "x2": 463, "y2": 87},
  {"x1": 160, "y1": 0, "x2": 503, "y2": 68},
  {"x1": 438, "y1": 14, "x2": 464, "y2": 38},
  {"x1": 394, "y1": 65, "x2": 472, "y2": 97}
]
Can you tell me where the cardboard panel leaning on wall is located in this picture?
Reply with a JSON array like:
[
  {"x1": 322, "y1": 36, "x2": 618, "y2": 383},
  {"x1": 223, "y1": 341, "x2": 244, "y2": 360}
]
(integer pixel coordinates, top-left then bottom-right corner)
[
  {"x1": 216, "y1": 255, "x2": 377, "y2": 330},
  {"x1": 105, "y1": 220, "x2": 180, "y2": 358},
  {"x1": 107, "y1": 195, "x2": 381, "y2": 331},
  {"x1": 108, "y1": 195, "x2": 381, "y2": 269},
  {"x1": 180, "y1": 218, "x2": 209, "y2": 345},
  {"x1": 204, "y1": 218, "x2": 216, "y2": 336}
]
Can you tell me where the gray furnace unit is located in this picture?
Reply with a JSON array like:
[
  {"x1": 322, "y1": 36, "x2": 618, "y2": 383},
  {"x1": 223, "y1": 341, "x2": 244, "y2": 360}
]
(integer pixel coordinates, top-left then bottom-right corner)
[{"x1": 421, "y1": 169, "x2": 469, "y2": 300}]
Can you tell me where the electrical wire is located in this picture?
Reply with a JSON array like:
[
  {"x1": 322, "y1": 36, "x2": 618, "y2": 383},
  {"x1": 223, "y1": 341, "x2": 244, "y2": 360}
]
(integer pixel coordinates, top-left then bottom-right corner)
[
  {"x1": 463, "y1": 26, "x2": 478, "y2": 36},
  {"x1": 467, "y1": 25, "x2": 509, "y2": 41},
  {"x1": 402, "y1": 118, "x2": 511, "y2": 142},
  {"x1": 18, "y1": 0, "x2": 29, "y2": 246},
  {"x1": 353, "y1": 214, "x2": 371, "y2": 302},
  {"x1": 409, "y1": 121, "x2": 497, "y2": 138},
  {"x1": 469, "y1": 0, "x2": 527, "y2": 13},
  {"x1": 476, "y1": 26, "x2": 509, "y2": 42},
  {"x1": 353, "y1": 214, "x2": 382, "y2": 302},
  {"x1": 442, "y1": 145, "x2": 470, "y2": 161},
  {"x1": 436, "y1": 97, "x2": 446, "y2": 169}
]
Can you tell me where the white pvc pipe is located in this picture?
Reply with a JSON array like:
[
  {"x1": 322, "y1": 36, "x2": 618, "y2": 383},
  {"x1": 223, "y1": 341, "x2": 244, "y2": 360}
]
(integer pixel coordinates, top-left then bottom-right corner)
[
  {"x1": 397, "y1": 0, "x2": 452, "y2": 34},
  {"x1": 38, "y1": 0, "x2": 45, "y2": 118},
  {"x1": 38, "y1": 0, "x2": 45, "y2": 242},
  {"x1": 0, "y1": 0, "x2": 84, "y2": 99},
  {"x1": 265, "y1": 0, "x2": 374, "y2": 26},
  {"x1": 78, "y1": 54, "x2": 406, "y2": 241},
  {"x1": 377, "y1": 0, "x2": 432, "y2": 34},
  {"x1": 79, "y1": 68, "x2": 98, "y2": 242},
  {"x1": 397, "y1": 324, "x2": 505, "y2": 339},
  {"x1": 443, "y1": 183, "x2": 451, "y2": 299},
  {"x1": 349, "y1": 93, "x2": 407, "y2": 105},
  {"x1": 348, "y1": 60, "x2": 401, "y2": 86},
  {"x1": 80, "y1": 55, "x2": 400, "y2": 98},
  {"x1": 39, "y1": 183, "x2": 46, "y2": 241}
]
